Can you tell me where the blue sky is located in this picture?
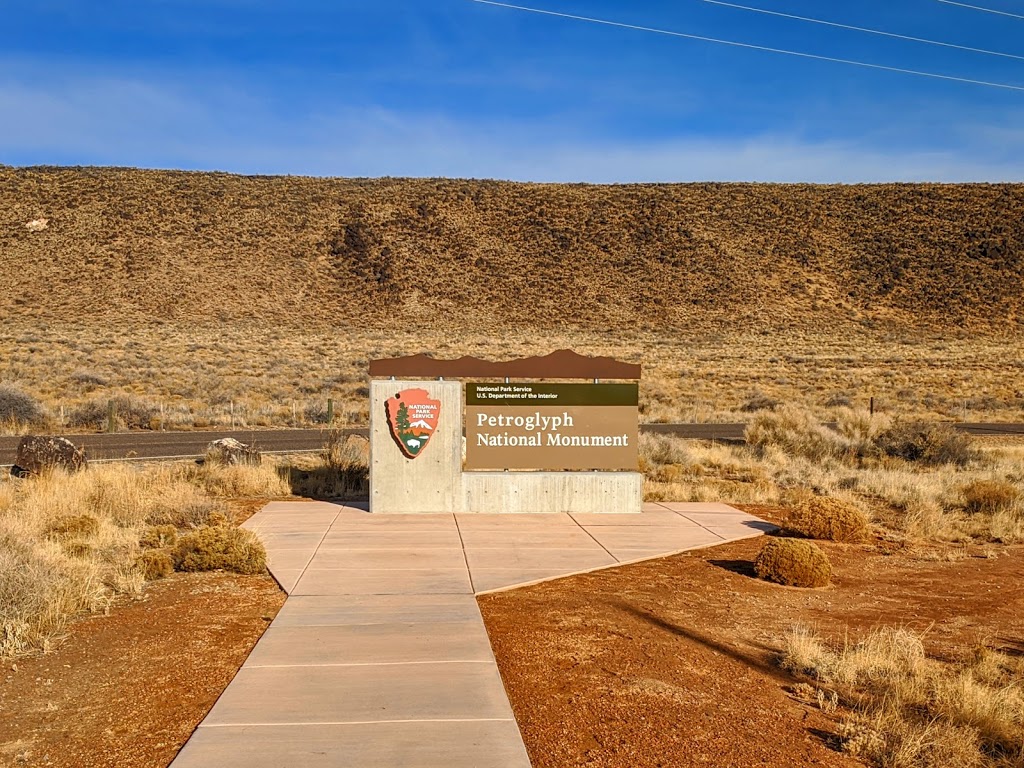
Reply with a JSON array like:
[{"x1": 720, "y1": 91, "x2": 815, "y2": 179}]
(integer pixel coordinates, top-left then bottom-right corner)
[{"x1": 2, "y1": 0, "x2": 1023, "y2": 181}]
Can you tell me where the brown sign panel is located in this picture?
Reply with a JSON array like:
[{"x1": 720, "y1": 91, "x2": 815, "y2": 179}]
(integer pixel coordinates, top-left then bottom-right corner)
[
  {"x1": 465, "y1": 383, "x2": 638, "y2": 471},
  {"x1": 369, "y1": 350, "x2": 641, "y2": 380}
]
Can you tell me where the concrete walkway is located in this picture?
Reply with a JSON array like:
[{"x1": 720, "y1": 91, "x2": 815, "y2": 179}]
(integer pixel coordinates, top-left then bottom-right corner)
[{"x1": 171, "y1": 502, "x2": 774, "y2": 767}]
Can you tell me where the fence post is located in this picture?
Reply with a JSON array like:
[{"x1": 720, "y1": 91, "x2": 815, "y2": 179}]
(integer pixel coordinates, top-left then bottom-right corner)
[
  {"x1": 106, "y1": 399, "x2": 116, "y2": 433},
  {"x1": 869, "y1": 397, "x2": 874, "y2": 417},
  {"x1": 327, "y1": 398, "x2": 334, "y2": 425}
]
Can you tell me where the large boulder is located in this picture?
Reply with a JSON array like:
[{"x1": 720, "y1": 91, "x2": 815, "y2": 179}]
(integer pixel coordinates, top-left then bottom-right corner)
[
  {"x1": 13, "y1": 435, "x2": 87, "y2": 477},
  {"x1": 205, "y1": 437, "x2": 261, "y2": 466}
]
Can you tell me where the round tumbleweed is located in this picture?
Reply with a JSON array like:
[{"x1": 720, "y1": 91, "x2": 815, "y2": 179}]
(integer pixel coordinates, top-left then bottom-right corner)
[{"x1": 754, "y1": 538, "x2": 832, "y2": 588}]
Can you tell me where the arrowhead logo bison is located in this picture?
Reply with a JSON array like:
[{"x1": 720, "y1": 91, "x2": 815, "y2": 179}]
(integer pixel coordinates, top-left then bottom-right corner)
[{"x1": 385, "y1": 389, "x2": 441, "y2": 459}]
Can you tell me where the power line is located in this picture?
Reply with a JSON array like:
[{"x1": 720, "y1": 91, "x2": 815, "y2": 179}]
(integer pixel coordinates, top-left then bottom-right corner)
[
  {"x1": 701, "y1": 0, "x2": 1024, "y2": 61},
  {"x1": 468, "y1": 0, "x2": 1024, "y2": 92},
  {"x1": 935, "y1": 1, "x2": 1024, "y2": 20}
]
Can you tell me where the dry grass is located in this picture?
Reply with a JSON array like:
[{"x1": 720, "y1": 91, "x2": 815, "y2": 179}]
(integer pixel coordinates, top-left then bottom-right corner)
[
  {"x1": 640, "y1": 413, "x2": 1024, "y2": 546},
  {"x1": 2, "y1": 324, "x2": 1023, "y2": 435},
  {"x1": 0, "y1": 443, "x2": 365, "y2": 658},
  {"x1": 781, "y1": 626, "x2": 1024, "y2": 767}
]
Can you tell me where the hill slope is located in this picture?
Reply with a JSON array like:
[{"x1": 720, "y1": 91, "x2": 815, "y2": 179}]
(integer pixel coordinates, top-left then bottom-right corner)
[{"x1": 2, "y1": 167, "x2": 1022, "y2": 333}]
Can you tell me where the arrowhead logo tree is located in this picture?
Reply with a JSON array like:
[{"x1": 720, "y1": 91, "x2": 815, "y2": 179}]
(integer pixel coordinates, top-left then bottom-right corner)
[{"x1": 385, "y1": 389, "x2": 441, "y2": 459}]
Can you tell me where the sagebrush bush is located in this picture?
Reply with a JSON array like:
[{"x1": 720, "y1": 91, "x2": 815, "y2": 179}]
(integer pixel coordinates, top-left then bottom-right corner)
[
  {"x1": 745, "y1": 405, "x2": 850, "y2": 462},
  {"x1": 0, "y1": 383, "x2": 46, "y2": 426},
  {"x1": 788, "y1": 494, "x2": 870, "y2": 542},
  {"x1": 875, "y1": 421, "x2": 977, "y2": 467},
  {"x1": 754, "y1": 538, "x2": 832, "y2": 587},
  {"x1": 136, "y1": 549, "x2": 174, "y2": 580},
  {"x1": 45, "y1": 514, "x2": 101, "y2": 542},
  {"x1": 961, "y1": 479, "x2": 1019, "y2": 515},
  {"x1": 67, "y1": 395, "x2": 158, "y2": 431},
  {"x1": 139, "y1": 524, "x2": 178, "y2": 548},
  {"x1": 172, "y1": 524, "x2": 266, "y2": 575}
]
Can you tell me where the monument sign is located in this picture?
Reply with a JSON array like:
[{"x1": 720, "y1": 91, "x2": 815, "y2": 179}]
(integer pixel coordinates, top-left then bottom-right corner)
[{"x1": 368, "y1": 351, "x2": 643, "y2": 514}]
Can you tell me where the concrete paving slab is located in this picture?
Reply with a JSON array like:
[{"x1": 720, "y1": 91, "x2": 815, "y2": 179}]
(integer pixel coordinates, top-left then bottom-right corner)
[
  {"x1": 267, "y1": 569, "x2": 304, "y2": 594},
  {"x1": 570, "y1": 510, "x2": 691, "y2": 526},
  {"x1": 265, "y1": 550, "x2": 317, "y2": 571},
  {"x1": 307, "y1": 547, "x2": 469, "y2": 570},
  {"x1": 256, "y1": 532, "x2": 328, "y2": 548},
  {"x1": 328, "y1": 513, "x2": 457, "y2": 527},
  {"x1": 458, "y1": 528, "x2": 600, "y2": 549},
  {"x1": 260, "y1": 501, "x2": 345, "y2": 513},
  {"x1": 320, "y1": 530, "x2": 464, "y2": 549},
  {"x1": 607, "y1": 549, "x2": 695, "y2": 564},
  {"x1": 472, "y1": 568, "x2": 594, "y2": 593},
  {"x1": 293, "y1": 568, "x2": 474, "y2": 596},
  {"x1": 455, "y1": 514, "x2": 579, "y2": 530},
  {"x1": 701, "y1": 521, "x2": 778, "y2": 539},
  {"x1": 586, "y1": 525, "x2": 725, "y2": 550},
  {"x1": 272, "y1": 595, "x2": 483, "y2": 627},
  {"x1": 202, "y1": 662, "x2": 515, "y2": 725},
  {"x1": 172, "y1": 720, "x2": 531, "y2": 768},
  {"x1": 655, "y1": 502, "x2": 746, "y2": 514},
  {"x1": 675, "y1": 511, "x2": 762, "y2": 526},
  {"x1": 245, "y1": 621, "x2": 495, "y2": 666},
  {"x1": 465, "y1": 547, "x2": 616, "y2": 571}
]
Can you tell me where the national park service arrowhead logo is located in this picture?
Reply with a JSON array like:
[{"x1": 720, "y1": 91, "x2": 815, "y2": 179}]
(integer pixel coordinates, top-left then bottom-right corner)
[{"x1": 385, "y1": 389, "x2": 441, "y2": 459}]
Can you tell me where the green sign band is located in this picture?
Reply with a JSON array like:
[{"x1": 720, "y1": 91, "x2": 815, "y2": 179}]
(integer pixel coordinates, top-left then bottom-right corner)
[{"x1": 465, "y1": 382, "x2": 639, "y2": 407}]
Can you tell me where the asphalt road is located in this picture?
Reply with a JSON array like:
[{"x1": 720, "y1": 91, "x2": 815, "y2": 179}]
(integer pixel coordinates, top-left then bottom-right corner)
[{"x1": 1, "y1": 422, "x2": 1021, "y2": 466}]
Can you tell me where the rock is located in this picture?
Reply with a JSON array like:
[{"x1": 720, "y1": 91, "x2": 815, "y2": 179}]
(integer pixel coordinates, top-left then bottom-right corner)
[
  {"x1": 13, "y1": 436, "x2": 87, "y2": 476},
  {"x1": 205, "y1": 438, "x2": 261, "y2": 466}
]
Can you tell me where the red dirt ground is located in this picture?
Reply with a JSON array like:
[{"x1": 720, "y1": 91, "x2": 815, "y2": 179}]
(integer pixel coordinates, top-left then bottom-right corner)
[
  {"x1": 0, "y1": 572, "x2": 284, "y2": 768},
  {"x1": 478, "y1": 512, "x2": 1024, "y2": 768}
]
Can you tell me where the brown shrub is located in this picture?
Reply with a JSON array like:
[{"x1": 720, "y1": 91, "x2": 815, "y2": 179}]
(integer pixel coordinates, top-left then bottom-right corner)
[
  {"x1": 172, "y1": 525, "x2": 266, "y2": 575},
  {"x1": 875, "y1": 422, "x2": 977, "y2": 467},
  {"x1": 789, "y1": 495, "x2": 870, "y2": 542},
  {"x1": 136, "y1": 549, "x2": 174, "y2": 580},
  {"x1": 139, "y1": 524, "x2": 178, "y2": 549},
  {"x1": 755, "y1": 538, "x2": 832, "y2": 588},
  {"x1": 0, "y1": 384, "x2": 47, "y2": 426},
  {"x1": 962, "y1": 480, "x2": 1020, "y2": 515},
  {"x1": 46, "y1": 514, "x2": 100, "y2": 542}
]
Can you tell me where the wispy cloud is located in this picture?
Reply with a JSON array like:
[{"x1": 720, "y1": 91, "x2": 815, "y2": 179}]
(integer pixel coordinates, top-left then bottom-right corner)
[{"x1": 2, "y1": 68, "x2": 1022, "y2": 182}]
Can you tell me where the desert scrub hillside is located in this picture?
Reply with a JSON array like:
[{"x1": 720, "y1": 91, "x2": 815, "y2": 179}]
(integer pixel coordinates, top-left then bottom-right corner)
[{"x1": 1, "y1": 166, "x2": 1022, "y2": 333}]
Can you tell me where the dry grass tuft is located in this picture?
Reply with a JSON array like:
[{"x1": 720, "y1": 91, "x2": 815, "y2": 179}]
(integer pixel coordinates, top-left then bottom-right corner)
[
  {"x1": 781, "y1": 626, "x2": 1024, "y2": 768},
  {"x1": 171, "y1": 523, "x2": 266, "y2": 575},
  {"x1": 175, "y1": 461, "x2": 291, "y2": 499},
  {"x1": 745, "y1": 405, "x2": 850, "y2": 462},
  {"x1": 787, "y1": 493, "x2": 871, "y2": 542},
  {"x1": 962, "y1": 480, "x2": 1020, "y2": 515},
  {"x1": 754, "y1": 538, "x2": 832, "y2": 588}
]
